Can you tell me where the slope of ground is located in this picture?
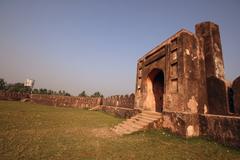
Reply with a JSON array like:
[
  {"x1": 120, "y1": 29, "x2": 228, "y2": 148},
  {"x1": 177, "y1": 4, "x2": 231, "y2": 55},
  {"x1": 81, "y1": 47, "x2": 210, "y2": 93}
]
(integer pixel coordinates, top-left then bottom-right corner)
[{"x1": 0, "y1": 101, "x2": 239, "y2": 160}]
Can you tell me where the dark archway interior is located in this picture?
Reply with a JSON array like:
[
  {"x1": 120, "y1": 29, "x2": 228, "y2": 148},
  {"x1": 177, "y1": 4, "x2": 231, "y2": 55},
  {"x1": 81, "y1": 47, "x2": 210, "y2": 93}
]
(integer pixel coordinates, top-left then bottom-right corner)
[{"x1": 148, "y1": 69, "x2": 164, "y2": 112}]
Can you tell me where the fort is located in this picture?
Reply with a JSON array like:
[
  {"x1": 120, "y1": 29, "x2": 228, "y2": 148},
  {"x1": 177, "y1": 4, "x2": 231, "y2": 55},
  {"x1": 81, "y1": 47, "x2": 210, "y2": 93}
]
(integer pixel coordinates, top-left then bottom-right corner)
[
  {"x1": 130, "y1": 21, "x2": 240, "y2": 147},
  {"x1": 0, "y1": 21, "x2": 240, "y2": 147}
]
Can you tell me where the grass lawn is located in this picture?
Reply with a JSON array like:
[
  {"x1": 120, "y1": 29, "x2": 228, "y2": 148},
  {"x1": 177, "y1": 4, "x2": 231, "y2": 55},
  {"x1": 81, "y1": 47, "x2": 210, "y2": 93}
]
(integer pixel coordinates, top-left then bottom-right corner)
[{"x1": 0, "y1": 100, "x2": 239, "y2": 160}]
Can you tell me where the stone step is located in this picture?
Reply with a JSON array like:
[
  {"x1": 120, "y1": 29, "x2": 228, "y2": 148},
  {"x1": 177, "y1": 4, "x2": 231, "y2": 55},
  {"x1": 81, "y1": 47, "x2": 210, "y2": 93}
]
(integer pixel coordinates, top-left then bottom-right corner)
[
  {"x1": 140, "y1": 112, "x2": 162, "y2": 119},
  {"x1": 112, "y1": 111, "x2": 163, "y2": 136},
  {"x1": 139, "y1": 114, "x2": 162, "y2": 121},
  {"x1": 118, "y1": 118, "x2": 156, "y2": 132},
  {"x1": 123, "y1": 117, "x2": 146, "y2": 123},
  {"x1": 118, "y1": 120, "x2": 142, "y2": 129},
  {"x1": 136, "y1": 115, "x2": 160, "y2": 122},
  {"x1": 125, "y1": 122, "x2": 145, "y2": 130},
  {"x1": 133, "y1": 117, "x2": 156, "y2": 124},
  {"x1": 125, "y1": 118, "x2": 150, "y2": 126},
  {"x1": 141, "y1": 111, "x2": 162, "y2": 116}
]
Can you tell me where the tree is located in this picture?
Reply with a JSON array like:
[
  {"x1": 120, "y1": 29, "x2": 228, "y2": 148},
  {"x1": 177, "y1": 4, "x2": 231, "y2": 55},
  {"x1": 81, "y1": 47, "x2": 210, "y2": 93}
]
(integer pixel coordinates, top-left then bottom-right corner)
[
  {"x1": 32, "y1": 88, "x2": 39, "y2": 94},
  {"x1": 39, "y1": 88, "x2": 47, "y2": 94},
  {"x1": 58, "y1": 90, "x2": 62, "y2": 95},
  {"x1": 47, "y1": 90, "x2": 54, "y2": 95},
  {"x1": 91, "y1": 91, "x2": 103, "y2": 98},
  {"x1": 5, "y1": 83, "x2": 31, "y2": 93},
  {"x1": 78, "y1": 91, "x2": 87, "y2": 97},
  {"x1": 65, "y1": 93, "x2": 71, "y2": 96},
  {"x1": 0, "y1": 78, "x2": 6, "y2": 90}
]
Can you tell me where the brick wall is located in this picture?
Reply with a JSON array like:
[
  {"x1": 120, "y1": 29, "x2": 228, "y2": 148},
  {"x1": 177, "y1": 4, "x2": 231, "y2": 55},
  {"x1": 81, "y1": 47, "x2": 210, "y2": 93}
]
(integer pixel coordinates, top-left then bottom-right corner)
[
  {"x1": 0, "y1": 92, "x2": 30, "y2": 100},
  {"x1": 199, "y1": 114, "x2": 240, "y2": 147},
  {"x1": 102, "y1": 94, "x2": 135, "y2": 109},
  {"x1": 31, "y1": 94, "x2": 102, "y2": 109},
  {"x1": 233, "y1": 76, "x2": 240, "y2": 114}
]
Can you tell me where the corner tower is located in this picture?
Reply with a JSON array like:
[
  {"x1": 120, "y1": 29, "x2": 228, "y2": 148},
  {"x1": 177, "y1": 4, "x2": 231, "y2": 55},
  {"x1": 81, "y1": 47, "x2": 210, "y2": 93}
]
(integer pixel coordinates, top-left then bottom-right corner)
[
  {"x1": 195, "y1": 22, "x2": 225, "y2": 80},
  {"x1": 196, "y1": 22, "x2": 228, "y2": 115}
]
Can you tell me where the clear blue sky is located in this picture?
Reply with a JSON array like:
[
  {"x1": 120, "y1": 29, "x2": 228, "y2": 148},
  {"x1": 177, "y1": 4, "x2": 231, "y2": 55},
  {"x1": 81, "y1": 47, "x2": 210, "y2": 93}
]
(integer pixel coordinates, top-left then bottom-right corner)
[{"x1": 0, "y1": 0, "x2": 239, "y2": 96}]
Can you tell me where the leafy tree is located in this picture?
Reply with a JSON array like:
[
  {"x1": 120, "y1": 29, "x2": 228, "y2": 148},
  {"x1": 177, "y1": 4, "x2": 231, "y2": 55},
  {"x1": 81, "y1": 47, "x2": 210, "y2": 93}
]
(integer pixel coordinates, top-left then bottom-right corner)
[
  {"x1": 78, "y1": 91, "x2": 87, "y2": 97},
  {"x1": 0, "y1": 78, "x2": 72, "y2": 96},
  {"x1": 32, "y1": 88, "x2": 39, "y2": 94},
  {"x1": 39, "y1": 88, "x2": 47, "y2": 94},
  {"x1": 65, "y1": 93, "x2": 71, "y2": 96},
  {"x1": 0, "y1": 78, "x2": 6, "y2": 90},
  {"x1": 91, "y1": 91, "x2": 103, "y2": 98},
  {"x1": 47, "y1": 90, "x2": 54, "y2": 95},
  {"x1": 58, "y1": 90, "x2": 62, "y2": 95},
  {"x1": 5, "y1": 83, "x2": 31, "y2": 93}
]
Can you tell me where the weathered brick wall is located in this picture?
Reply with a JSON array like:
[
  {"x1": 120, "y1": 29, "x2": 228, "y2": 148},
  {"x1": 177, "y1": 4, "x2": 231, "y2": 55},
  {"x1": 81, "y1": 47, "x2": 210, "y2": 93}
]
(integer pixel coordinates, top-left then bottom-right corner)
[
  {"x1": 31, "y1": 94, "x2": 135, "y2": 109},
  {"x1": 162, "y1": 111, "x2": 199, "y2": 137},
  {"x1": 0, "y1": 92, "x2": 30, "y2": 100},
  {"x1": 199, "y1": 114, "x2": 240, "y2": 147},
  {"x1": 31, "y1": 94, "x2": 102, "y2": 109},
  {"x1": 206, "y1": 76, "x2": 228, "y2": 115},
  {"x1": 232, "y1": 76, "x2": 240, "y2": 115},
  {"x1": 102, "y1": 94, "x2": 135, "y2": 109}
]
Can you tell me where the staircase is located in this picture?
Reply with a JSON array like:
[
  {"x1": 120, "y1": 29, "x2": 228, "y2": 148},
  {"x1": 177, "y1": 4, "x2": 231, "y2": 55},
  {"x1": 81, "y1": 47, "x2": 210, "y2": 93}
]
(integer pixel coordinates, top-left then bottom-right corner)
[{"x1": 111, "y1": 111, "x2": 163, "y2": 135}]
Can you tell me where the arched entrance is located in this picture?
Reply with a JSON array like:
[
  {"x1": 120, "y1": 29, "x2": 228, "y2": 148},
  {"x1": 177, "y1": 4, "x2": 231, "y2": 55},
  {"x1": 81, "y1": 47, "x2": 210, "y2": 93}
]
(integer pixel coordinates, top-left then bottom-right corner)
[{"x1": 147, "y1": 69, "x2": 164, "y2": 112}]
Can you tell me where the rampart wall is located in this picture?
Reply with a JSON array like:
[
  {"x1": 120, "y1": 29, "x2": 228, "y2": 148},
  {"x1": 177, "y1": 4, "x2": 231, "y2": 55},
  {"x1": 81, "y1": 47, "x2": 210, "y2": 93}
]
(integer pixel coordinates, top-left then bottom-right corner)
[
  {"x1": 0, "y1": 92, "x2": 30, "y2": 100},
  {"x1": 31, "y1": 94, "x2": 102, "y2": 109},
  {"x1": 199, "y1": 114, "x2": 240, "y2": 147},
  {"x1": 0, "y1": 92, "x2": 136, "y2": 118},
  {"x1": 102, "y1": 94, "x2": 135, "y2": 109}
]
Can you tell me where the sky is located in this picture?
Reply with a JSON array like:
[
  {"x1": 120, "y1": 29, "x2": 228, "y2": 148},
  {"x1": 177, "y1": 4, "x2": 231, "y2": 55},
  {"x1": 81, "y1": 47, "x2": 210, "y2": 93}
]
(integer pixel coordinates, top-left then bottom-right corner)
[{"x1": 0, "y1": 0, "x2": 240, "y2": 96}]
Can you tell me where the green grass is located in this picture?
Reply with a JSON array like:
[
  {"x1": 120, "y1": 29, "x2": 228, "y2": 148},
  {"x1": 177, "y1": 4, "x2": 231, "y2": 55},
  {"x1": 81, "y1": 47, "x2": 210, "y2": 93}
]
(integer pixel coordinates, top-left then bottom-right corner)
[{"x1": 0, "y1": 100, "x2": 239, "y2": 160}]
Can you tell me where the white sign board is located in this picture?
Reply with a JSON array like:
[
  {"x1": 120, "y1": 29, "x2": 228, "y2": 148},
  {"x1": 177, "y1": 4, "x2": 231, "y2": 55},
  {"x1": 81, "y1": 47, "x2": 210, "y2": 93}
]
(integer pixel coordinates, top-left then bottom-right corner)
[{"x1": 24, "y1": 79, "x2": 35, "y2": 88}]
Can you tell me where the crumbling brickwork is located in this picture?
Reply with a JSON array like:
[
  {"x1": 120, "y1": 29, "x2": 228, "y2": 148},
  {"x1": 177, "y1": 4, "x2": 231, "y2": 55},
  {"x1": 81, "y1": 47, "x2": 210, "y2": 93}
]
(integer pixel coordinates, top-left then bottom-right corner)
[
  {"x1": 206, "y1": 76, "x2": 228, "y2": 115},
  {"x1": 195, "y1": 22, "x2": 225, "y2": 80},
  {"x1": 199, "y1": 114, "x2": 240, "y2": 147}
]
